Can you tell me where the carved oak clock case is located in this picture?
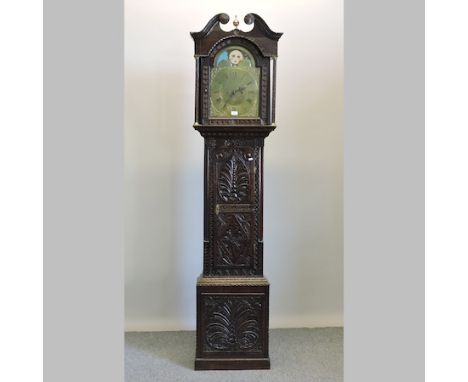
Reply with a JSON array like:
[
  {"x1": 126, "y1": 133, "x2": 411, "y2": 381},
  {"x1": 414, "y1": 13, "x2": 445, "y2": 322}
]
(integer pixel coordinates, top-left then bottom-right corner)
[{"x1": 191, "y1": 13, "x2": 282, "y2": 370}]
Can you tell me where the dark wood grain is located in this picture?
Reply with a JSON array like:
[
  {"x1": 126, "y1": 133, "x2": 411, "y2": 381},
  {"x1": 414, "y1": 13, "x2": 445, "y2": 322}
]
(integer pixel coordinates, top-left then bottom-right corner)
[
  {"x1": 191, "y1": 14, "x2": 281, "y2": 371},
  {"x1": 195, "y1": 282, "x2": 270, "y2": 370}
]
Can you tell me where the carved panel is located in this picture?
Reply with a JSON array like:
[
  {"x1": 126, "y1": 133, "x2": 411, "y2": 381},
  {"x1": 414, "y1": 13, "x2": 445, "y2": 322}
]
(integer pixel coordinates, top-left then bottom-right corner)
[
  {"x1": 214, "y1": 142, "x2": 256, "y2": 205},
  {"x1": 215, "y1": 213, "x2": 252, "y2": 267},
  {"x1": 204, "y1": 296, "x2": 262, "y2": 352},
  {"x1": 218, "y1": 152, "x2": 249, "y2": 203},
  {"x1": 205, "y1": 138, "x2": 261, "y2": 276}
]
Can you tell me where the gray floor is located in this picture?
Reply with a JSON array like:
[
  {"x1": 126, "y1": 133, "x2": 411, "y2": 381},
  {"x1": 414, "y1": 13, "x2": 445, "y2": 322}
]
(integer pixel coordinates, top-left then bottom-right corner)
[{"x1": 125, "y1": 328, "x2": 343, "y2": 382}]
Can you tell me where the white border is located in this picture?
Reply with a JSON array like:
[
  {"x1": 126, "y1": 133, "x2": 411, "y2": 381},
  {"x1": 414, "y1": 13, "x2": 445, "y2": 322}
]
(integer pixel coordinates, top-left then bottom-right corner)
[
  {"x1": 426, "y1": 1, "x2": 468, "y2": 380},
  {"x1": 0, "y1": 1, "x2": 43, "y2": 381}
]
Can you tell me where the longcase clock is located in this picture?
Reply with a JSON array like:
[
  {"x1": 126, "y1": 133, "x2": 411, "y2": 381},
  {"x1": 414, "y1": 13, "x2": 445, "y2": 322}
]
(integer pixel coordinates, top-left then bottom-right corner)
[{"x1": 191, "y1": 13, "x2": 282, "y2": 370}]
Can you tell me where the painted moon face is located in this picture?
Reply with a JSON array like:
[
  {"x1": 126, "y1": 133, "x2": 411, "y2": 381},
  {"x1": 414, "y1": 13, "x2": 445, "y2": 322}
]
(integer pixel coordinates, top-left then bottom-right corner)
[{"x1": 229, "y1": 50, "x2": 244, "y2": 65}]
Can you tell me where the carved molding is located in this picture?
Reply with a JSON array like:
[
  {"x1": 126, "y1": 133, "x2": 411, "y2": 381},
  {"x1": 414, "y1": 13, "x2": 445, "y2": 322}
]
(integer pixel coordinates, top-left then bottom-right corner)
[
  {"x1": 197, "y1": 275, "x2": 269, "y2": 286},
  {"x1": 190, "y1": 13, "x2": 230, "y2": 41},
  {"x1": 191, "y1": 13, "x2": 282, "y2": 57},
  {"x1": 194, "y1": 125, "x2": 275, "y2": 138},
  {"x1": 244, "y1": 13, "x2": 283, "y2": 41},
  {"x1": 208, "y1": 118, "x2": 262, "y2": 126}
]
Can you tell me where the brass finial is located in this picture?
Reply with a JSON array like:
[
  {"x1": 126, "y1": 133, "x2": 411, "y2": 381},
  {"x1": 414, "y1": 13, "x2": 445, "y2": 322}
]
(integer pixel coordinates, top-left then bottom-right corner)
[{"x1": 233, "y1": 15, "x2": 239, "y2": 28}]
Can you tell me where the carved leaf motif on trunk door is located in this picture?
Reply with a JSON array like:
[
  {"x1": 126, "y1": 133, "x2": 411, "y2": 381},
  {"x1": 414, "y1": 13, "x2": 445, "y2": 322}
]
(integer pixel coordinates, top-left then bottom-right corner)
[{"x1": 218, "y1": 152, "x2": 249, "y2": 203}]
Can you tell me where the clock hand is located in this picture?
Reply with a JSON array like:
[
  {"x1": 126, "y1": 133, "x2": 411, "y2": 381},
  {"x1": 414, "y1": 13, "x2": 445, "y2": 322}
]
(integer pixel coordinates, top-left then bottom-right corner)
[
  {"x1": 222, "y1": 81, "x2": 254, "y2": 108},
  {"x1": 236, "y1": 81, "x2": 253, "y2": 95}
]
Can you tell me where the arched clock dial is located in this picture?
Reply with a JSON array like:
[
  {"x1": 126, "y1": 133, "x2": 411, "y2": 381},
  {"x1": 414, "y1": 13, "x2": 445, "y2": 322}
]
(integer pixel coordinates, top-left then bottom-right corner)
[{"x1": 210, "y1": 66, "x2": 260, "y2": 117}]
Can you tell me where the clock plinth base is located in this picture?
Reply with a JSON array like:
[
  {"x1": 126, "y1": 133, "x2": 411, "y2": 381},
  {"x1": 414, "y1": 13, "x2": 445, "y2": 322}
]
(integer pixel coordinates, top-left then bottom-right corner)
[
  {"x1": 195, "y1": 357, "x2": 270, "y2": 370},
  {"x1": 195, "y1": 276, "x2": 270, "y2": 371}
]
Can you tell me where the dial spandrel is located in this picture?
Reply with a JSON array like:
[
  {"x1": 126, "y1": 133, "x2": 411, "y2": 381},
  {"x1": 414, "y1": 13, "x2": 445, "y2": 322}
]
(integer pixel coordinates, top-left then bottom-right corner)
[{"x1": 209, "y1": 46, "x2": 260, "y2": 118}]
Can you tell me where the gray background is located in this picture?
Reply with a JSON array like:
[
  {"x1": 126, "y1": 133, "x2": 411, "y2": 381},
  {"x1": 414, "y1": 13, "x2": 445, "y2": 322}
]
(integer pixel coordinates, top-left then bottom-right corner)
[
  {"x1": 44, "y1": 1, "x2": 424, "y2": 382},
  {"x1": 344, "y1": 1, "x2": 424, "y2": 381},
  {"x1": 44, "y1": 1, "x2": 124, "y2": 381}
]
